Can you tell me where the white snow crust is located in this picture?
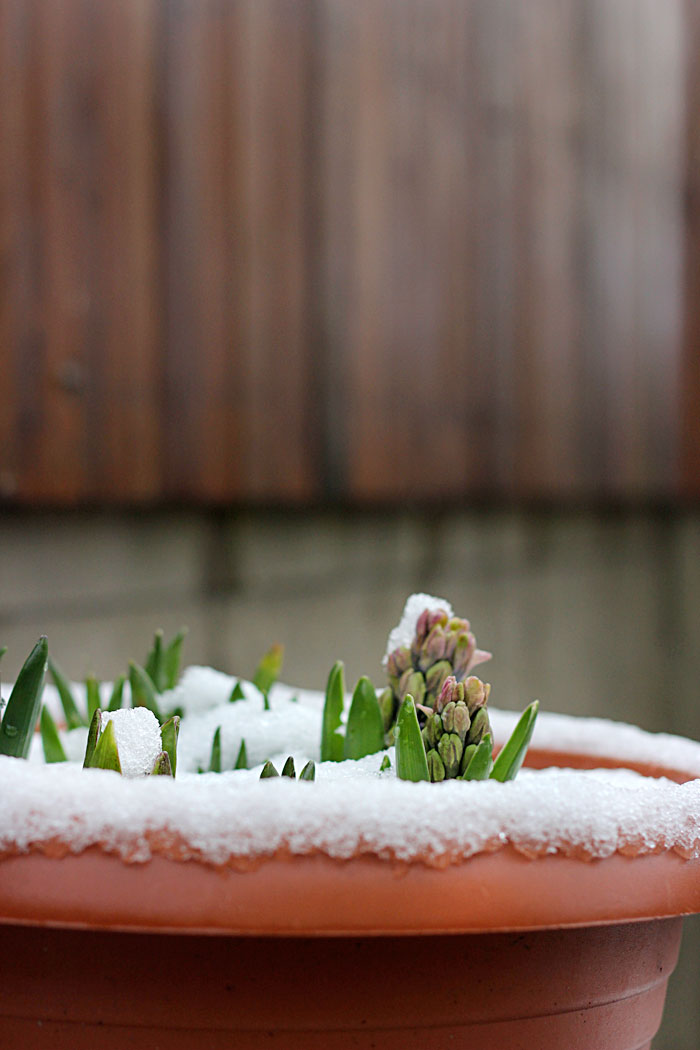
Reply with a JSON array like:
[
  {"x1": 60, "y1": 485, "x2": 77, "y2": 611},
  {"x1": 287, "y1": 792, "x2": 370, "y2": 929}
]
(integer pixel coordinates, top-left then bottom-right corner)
[
  {"x1": 2, "y1": 755, "x2": 700, "y2": 866},
  {"x1": 3, "y1": 679, "x2": 700, "y2": 865},
  {"x1": 383, "y1": 592, "x2": 454, "y2": 666},
  {"x1": 100, "y1": 709, "x2": 162, "y2": 778}
]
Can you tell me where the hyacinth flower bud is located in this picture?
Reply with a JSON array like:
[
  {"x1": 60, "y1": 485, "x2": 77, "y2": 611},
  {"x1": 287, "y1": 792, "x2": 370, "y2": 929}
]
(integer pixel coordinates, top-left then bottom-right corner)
[
  {"x1": 412, "y1": 610, "x2": 431, "y2": 659},
  {"x1": 424, "y1": 660, "x2": 452, "y2": 705},
  {"x1": 438, "y1": 733, "x2": 463, "y2": 778},
  {"x1": 423, "y1": 712, "x2": 444, "y2": 749},
  {"x1": 451, "y1": 631, "x2": 476, "y2": 677},
  {"x1": 399, "y1": 669, "x2": 426, "y2": 707},
  {"x1": 417, "y1": 624, "x2": 447, "y2": 672},
  {"x1": 465, "y1": 676, "x2": 490, "y2": 714},
  {"x1": 450, "y1": 703, "x2": 471, "y2": 743},
  {"x1": 468, "y1": 707, "x2": 491, "y2": 745},
  {"x1": 444, "y1": 617, "x2": 470, "y2": 662},
  {"x1": 436, "y1": 675, "x2": 465, "y2": 714},
  {"x1": 440, "y1": 700, "x2": 457, "y2": 732},
  {"x1": 412, "y1": 608, "x2": 449, "y2": 661},
  {"x1": 377, "y1": 686, "x2": 395, "y2": 732},
  {"x1": 427, "y1": 750, "x2": 446, "y2": 782},
  {"x1": 386, "y1": 646, "x2": 412, "y2": 679}
]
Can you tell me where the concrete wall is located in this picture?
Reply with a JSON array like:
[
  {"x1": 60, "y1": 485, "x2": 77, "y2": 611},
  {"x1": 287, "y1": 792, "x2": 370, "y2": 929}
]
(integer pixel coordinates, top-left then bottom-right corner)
[{"x1": 1, "y1": 508, "x2": 699, "y2": 1047}]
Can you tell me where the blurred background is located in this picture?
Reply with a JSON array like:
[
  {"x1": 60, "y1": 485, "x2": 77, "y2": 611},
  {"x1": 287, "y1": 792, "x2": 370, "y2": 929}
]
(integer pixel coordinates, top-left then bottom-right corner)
[{"x1": 0, "y1": 1, "x2": 699, "y2": 1044}]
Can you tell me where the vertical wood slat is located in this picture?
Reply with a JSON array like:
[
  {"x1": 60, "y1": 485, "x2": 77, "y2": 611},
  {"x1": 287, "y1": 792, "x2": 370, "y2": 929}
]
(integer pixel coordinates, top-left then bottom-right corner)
[
  {"x1": 0, "y1": 0, "x2": 695, "y2": 505},
  {"x1": 317, "y1": 0, "x2": 687, "y2": 503},
  {"x1": 0, "y1": 0, "x2": 162, "y2": 504},
  {"x1": 162, "y1": 0, "x2": 316, "y2": 503},
  {"x1": 682, "y1": 0, "x2": 700, "y2": 498}
]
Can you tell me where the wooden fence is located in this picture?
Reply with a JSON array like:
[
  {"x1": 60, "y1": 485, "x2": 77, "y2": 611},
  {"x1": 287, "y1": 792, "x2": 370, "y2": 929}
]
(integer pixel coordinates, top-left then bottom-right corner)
[{"x1": 0, "y1": 0, "x2": 696, "y2": 505}]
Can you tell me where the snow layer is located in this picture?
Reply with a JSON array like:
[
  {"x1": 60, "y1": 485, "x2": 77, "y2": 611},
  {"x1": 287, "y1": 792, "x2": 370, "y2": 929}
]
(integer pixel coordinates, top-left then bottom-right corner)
[
  {"x1": 160, "y1": 666, "x2": 264, "y2": 718},
  {"x1": 2, "y1": 756, "x2": 700, "y2": 866},
  {"x1": 100, "y1": 709, "x2": 163, "y2": 778},
  {"x1": 177, "y1": 694, "x2": 321, "y2": 771},
  {"x1": 7, "y1": 642, "x2": 700, "y2": 865}
]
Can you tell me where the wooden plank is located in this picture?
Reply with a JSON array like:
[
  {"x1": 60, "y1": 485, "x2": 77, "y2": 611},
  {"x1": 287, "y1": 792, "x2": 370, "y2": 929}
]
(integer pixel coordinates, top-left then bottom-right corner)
[
  {"x1": 232, "y1": 0, "x2": 317, "y2": 502},
  {"x1": 576, "y1": 0, "x2": 685, "y2": 499},
  {"x1": 0, "y1": 0, "x2": 162, "y2": 505},
  {"x1": 681, "y1": 0, "x2": 700, "y2": 498},
  {"x1": 162, "y1": 0, "x2": 317, "y2": 503},
  {"x1": 509, "y1": 0, "x2": 583, "y2": 498},
  {"x1": 85, "y1": 0, "x2": 163, "y2": 502},
  {"x1": 0, "y1": 0, "x2": 691, "y2": 506},
  {"x1": 319, "y1": 0, "x2": 491, "y2": 501}
]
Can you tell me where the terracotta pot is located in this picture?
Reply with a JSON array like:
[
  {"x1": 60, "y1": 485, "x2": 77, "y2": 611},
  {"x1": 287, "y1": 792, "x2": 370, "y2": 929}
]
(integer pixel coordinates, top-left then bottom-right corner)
[{"x1": 1, "y1": 747, "x2": 698, "y2": 1049}]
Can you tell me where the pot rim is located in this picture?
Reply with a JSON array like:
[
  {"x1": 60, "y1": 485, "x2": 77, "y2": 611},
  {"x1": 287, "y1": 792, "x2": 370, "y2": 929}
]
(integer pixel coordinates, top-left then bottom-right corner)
[
  {"x1": 3, "y1": 743, "x2": 700, "y2": 936},
  {"x1": 1, "y1": 842, "x2": 700, "y2": 937}
]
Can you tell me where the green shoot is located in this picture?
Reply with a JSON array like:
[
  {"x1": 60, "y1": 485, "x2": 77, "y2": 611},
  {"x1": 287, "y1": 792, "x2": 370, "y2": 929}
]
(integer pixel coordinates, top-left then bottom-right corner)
[
  {"x1": 208, "y1": 726, "x2": 222, "y2": 773},
  {"x1": 160, "y1": 715, "x2": 180, "y2": 777},
  {"x1": 235, "y1": 738, "x2": 248, "y2": 769},
  {"x1": 394, "y1": 695, "x2": 430, "y2": 782},
  {"x1": 40, "y1": 705, "x2": 68, "y2": 763},
  {"x1": 49, "y1": 657, "x2": 85, "y2": 729},
  {"x1": 343, "y1": 676, "x2": 385, "y2": 760},
  {"x1": 490, "y1": 701, "x2": 539, "y2": 782},
  {"x1": 462, "y1": 734, "x2": 494, "y2": 780},
  {"x1": 321, "y1": 661, "x2": 345, "y2": 762},
  {"x1": 0, "y1": 637, "x2": 49, "y2": 758},
  {"x1": 252, "y1": 643, "x2": 284, "y2": 698}
]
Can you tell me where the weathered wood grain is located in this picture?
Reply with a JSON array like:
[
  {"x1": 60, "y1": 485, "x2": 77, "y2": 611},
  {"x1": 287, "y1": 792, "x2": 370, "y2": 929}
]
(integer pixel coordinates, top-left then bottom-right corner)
[
  {"x1": 682, "y1": 0, "x2": 700, "y2": 499},
  {"x1": 0, "y1": 0, "x2": 694, "y2": 505}
]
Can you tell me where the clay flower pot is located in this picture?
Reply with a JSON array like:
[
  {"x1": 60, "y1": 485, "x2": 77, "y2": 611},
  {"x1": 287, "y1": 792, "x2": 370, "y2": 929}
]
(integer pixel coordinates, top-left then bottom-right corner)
[{"x1": 2, "y1": 715, "x2": 700, "y2": 1050}]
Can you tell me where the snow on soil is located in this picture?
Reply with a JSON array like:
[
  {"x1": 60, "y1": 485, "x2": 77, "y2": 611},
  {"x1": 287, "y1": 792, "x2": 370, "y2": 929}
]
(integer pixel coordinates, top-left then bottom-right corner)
[
  {"x1": 4, "y1": 677, "x2": 700, "y2": 865},
  {"x1": 100, "y1": 708, "x2": 163, "y2": 778}
]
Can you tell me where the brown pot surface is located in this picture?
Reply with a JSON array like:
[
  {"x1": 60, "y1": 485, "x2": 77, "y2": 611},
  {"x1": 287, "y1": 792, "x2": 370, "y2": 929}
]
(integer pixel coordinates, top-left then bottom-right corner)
[
  {"x1": 0, "y1": 917, "x2": 682, "y2": 1050},
  {"x1": 1, "y1": 842, "x2": 699, "y2": 936}
]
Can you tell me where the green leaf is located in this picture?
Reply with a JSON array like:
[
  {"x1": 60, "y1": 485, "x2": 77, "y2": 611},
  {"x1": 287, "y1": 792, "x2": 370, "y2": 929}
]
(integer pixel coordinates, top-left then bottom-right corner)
[
  {"x1": 85, "y1": 676, "x2": 101, "y2": 722},
  {"x1": 151, "y1": 750, "x2": 173, "y2": 776},
  {"x1": 379, "y1": 754, "x2": 391, "y2": 772},
  {"x1": 343, "y1": 677, "x2": 385, "y2": 760},
  {"x1": 262, "y1": 693, "x2": 271, "y2": 712},
  {"x1": 229, "y1": 681, "x2": 245, "y2": 703},
  {"x1": 0, "y1": 637, "x2": 49, "y2": 759},
  {"x1": 144, "y1": 630, "x2": 165, "y2": 692},
  {"x1": 260, "y1": 760, "x2": 279, "y2": 778},
  {"x1": 108, "y1": 675, "x2": 126, "y2": 711},
  {"x1": 208, "y1": 726, "x2": 222, "y2": 773},
  {"x1": 49, "y1": 657, "x2": 85, "y2": 730},
  {"x1": 394, "y1": 696, "x2": 430, "y2": 782},
  {"x1": 83, "y1": 709, "x2": 101, "y2": 768},
  {"x1": 461, "y1": 733, "x2": 494, "y2": 780},
  {"x1": 252, "y1": 643, "x2": 284, "y2": 697},
  {"x1": 88, "y1": 718, "x2": 122, "y2": 773},
  {"x1": 40, "y1": 705, "x2": 68, "y2": 763},
  {"x1": 160, "y1": 715, "x2": 180, "y2": 777},
  {"x1": 299, "y1": 760, "x2": 315, "y2": 781},
  {"x1": 235, "y1": 738, "x2": 248, "y2": 769},
  {"x1": 162, "y1": 629, "x2": 187, "y2": 690},
  {"x1": 129, "y1": 662, "x2": 163, "y2": 721},
  {"x1": 321, "y1": 661, "x2": 345, "y2": 762},
  {"x1": 0, "y1": 646, "x2": 7, "y2": 662},
  {"x1": 490, "y1": 701, "x2": 539, "y2": 783},
  {"x1": 281, "y1": 755, "x2": 296, "y2": 778}
]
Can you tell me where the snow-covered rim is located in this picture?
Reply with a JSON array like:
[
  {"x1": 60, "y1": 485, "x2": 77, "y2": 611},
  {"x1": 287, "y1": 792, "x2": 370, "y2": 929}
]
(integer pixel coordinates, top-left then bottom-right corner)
[{"x1": 5, "y1": 699, "x2": 700, "y2": 868}]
